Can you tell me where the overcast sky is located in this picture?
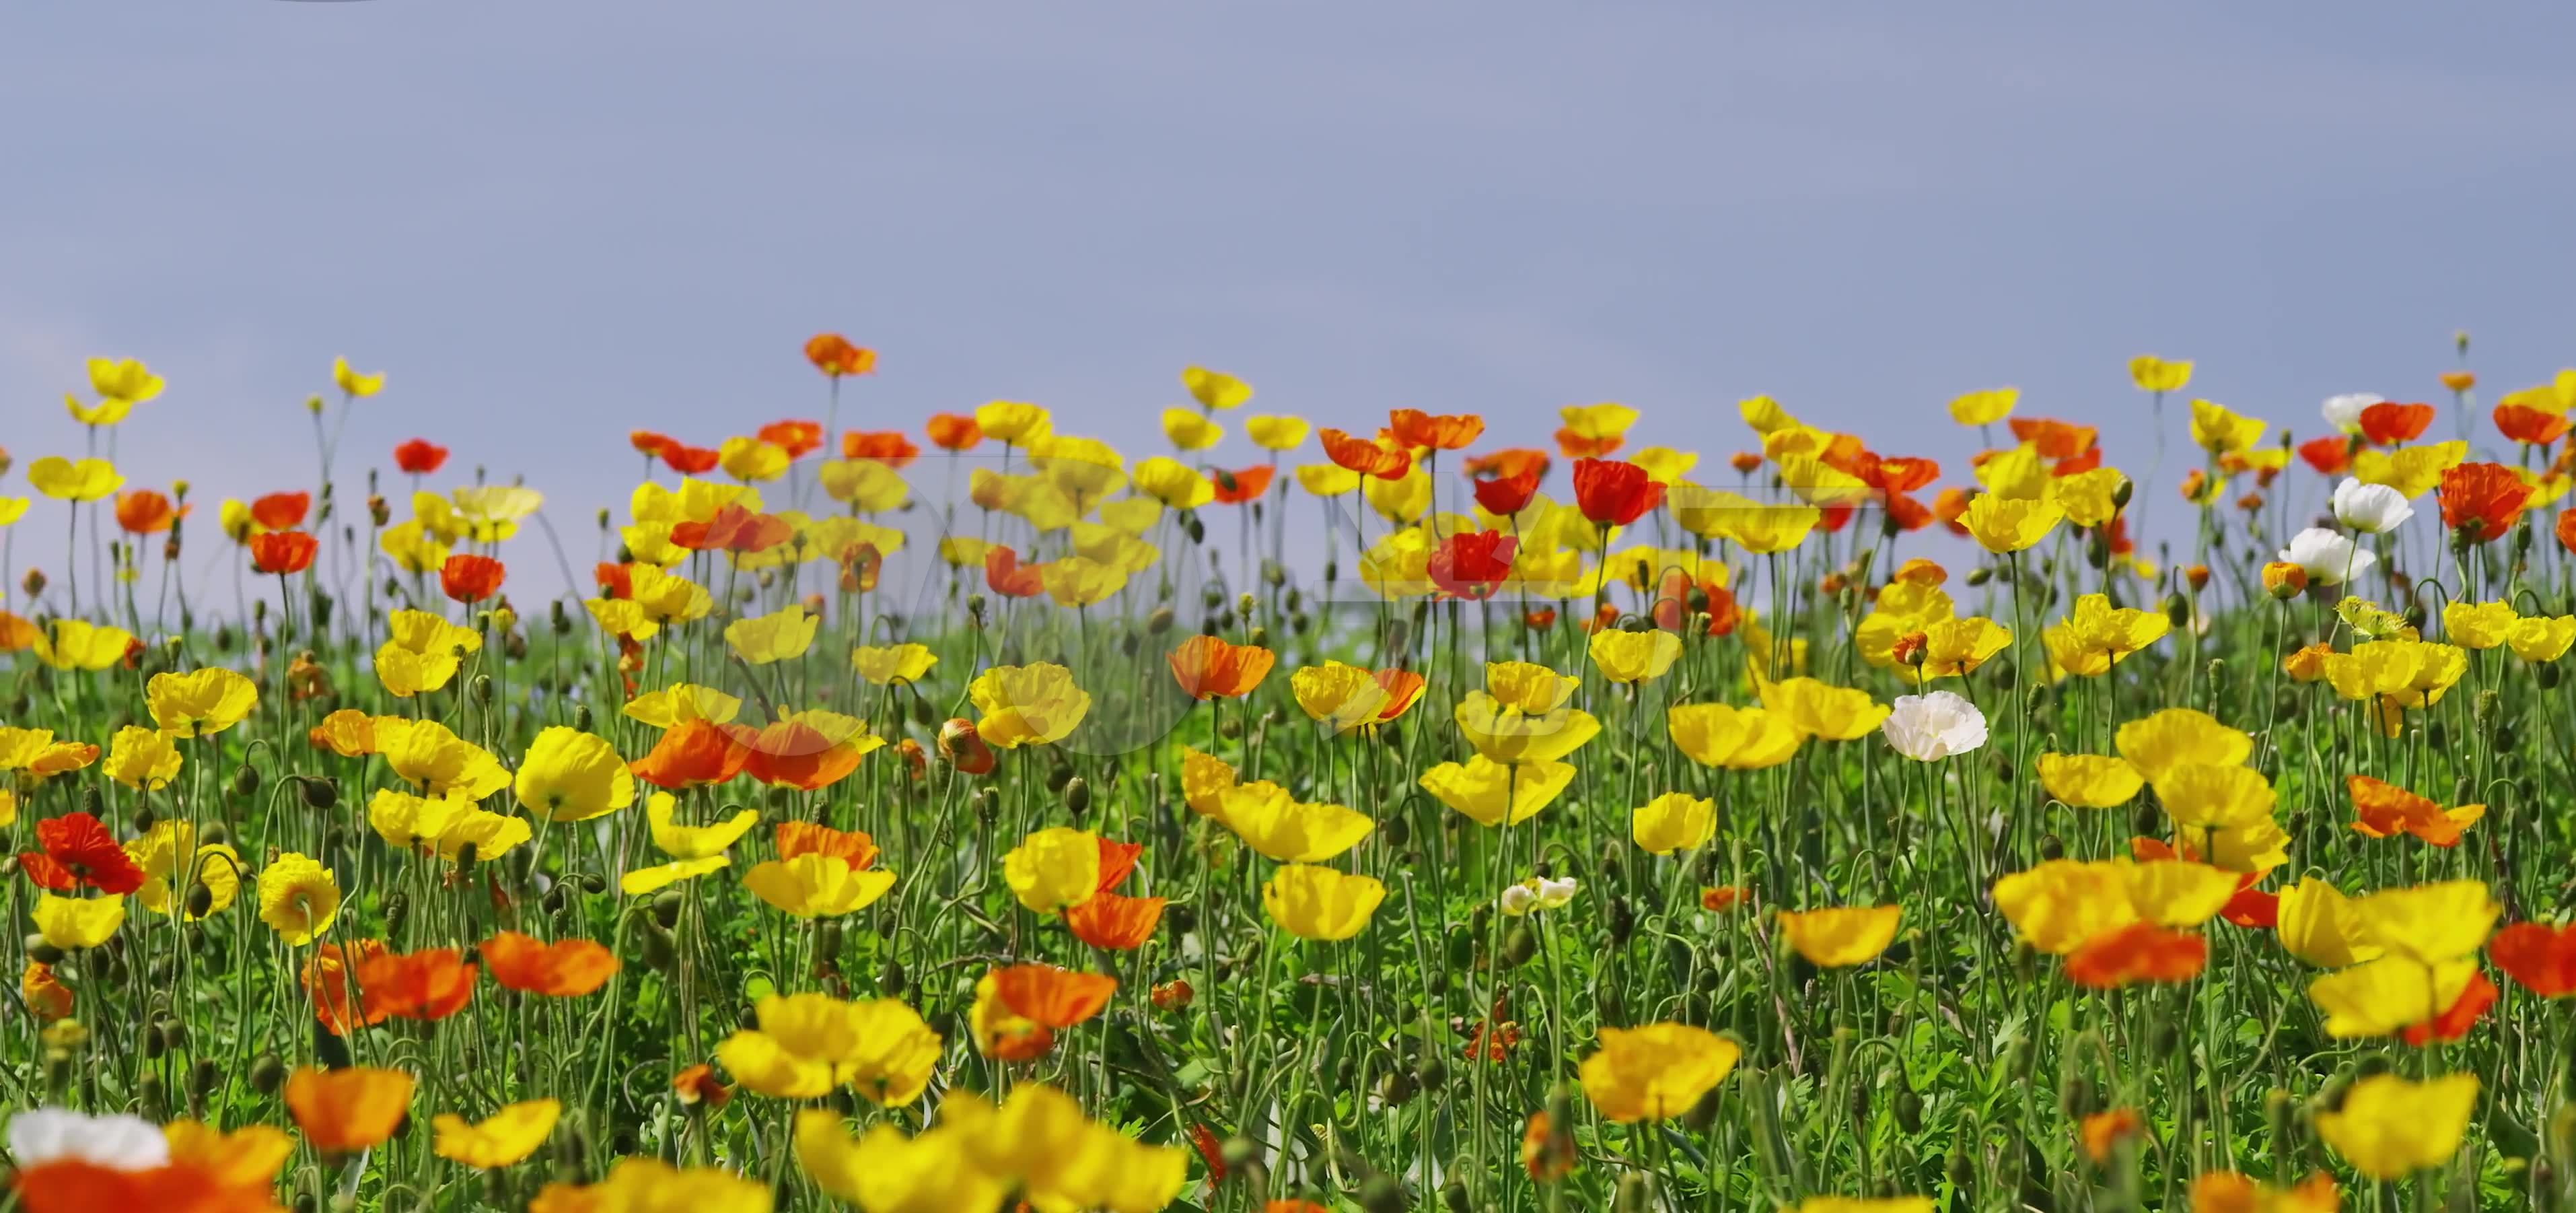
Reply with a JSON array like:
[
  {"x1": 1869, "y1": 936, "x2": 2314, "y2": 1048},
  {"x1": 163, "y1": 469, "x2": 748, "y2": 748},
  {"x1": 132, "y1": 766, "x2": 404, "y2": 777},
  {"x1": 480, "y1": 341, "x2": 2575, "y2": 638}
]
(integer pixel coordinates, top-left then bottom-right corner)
[{"x1": 7, "y1": 2, "x2": 2573, "y2": 608}]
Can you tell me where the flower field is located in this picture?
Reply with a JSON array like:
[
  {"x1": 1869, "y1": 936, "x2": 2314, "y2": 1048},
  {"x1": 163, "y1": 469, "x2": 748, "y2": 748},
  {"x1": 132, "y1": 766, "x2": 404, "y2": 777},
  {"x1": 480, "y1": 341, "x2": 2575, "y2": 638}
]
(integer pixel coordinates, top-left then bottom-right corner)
[{"x1": 6, "y1": 341, "x2": 2576, "y2": 1211}]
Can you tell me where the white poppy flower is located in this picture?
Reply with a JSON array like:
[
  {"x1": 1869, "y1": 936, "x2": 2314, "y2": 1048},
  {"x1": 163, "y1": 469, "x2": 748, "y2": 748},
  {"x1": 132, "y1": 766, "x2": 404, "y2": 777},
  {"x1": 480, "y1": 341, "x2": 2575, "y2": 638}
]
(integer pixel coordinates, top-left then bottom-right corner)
[
  {"x1": 2322, "y1": 393, "x2": 2384, "y2": 434},
  {"x1": 2331, "y1": 479, "x2": 2413, "y2": 534},
  {"x1": 2278, "y1": 527, "x2": 2376, "y2": 586},
  {"x1": 6, "y1": 1108, "x2": 170, "y2": 1171},
  {"x1": 1881, "y1": 691, "x2": 1988, "y2": 761}
]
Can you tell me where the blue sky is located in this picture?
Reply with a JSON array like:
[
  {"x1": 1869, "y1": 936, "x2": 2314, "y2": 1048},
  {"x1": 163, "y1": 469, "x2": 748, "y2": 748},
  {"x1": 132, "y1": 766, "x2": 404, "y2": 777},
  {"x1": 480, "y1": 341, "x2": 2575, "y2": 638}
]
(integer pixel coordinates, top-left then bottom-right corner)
[{"x1": 6, "y1": 2, "x2": 2574, "y2": 606}]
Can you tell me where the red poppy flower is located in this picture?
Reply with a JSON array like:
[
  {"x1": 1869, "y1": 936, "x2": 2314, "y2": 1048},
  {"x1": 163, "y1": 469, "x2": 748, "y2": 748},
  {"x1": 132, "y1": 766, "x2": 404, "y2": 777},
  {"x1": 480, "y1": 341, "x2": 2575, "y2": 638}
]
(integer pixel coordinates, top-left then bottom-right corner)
[
  {"x1": 1473, "y1": 469, "x2": 1542, "y2": 516},
  {"x1": 2065, "y1": 923, "x2": 2207, "y2": 989},
  {"x1": 1867, "y1": 456, "x2": 1941, "y2": 495},
  {"x1": 1464, "y1": 448, "x2": 1549, "y2": 482},
  {"x1": 247, "y1": 491, "x2": 309, "y2": 532},
  {"x1": 250, "y1": 530, "x2": 318, "y2": 575},
  {"x1": 1067, "y1": 891, "x2": 1166, "y2": 950},
  {"x1": 1816, "y1": 504, "x2": 1856, "y2": 533},
  {"x1": 1208, "y1": 466, "x2": 1274, "y2": 504},
  {"x1": 992, "y1": 964, "x2": 1116, "y2": 1028},
  {"x1": 926, "y1": 413, "x2": 983, "y2": 452},
  {"x1": 2297, "y1": 435, "x2": 2353, "y2": 475},
  {"x1": 1570, "y1": 458, "x2": 1665, "y2": 527},
  {"x1": 439, "y1": 554, "x2": 506, "y2": 604},
  {"x1": 672, "y1": 504, "x2": 794, "y2": 553},
  {"x1": 629, "y1": 719, "x2": 751, "y2": 790},
  {"x1": 2496, "y1": 403, "x2": 2574, "y2": 446},
  {"x1": 2358, "y1": 401, "x2": 2435, "y2": 446},
  {"x1": 985, "y1": 546, "x2": 1046, "y2": 598},
  {"x1": 630, "y1": 431, "x2": 675, "y2": 457},
  {"x1": 2220, "y1": 884, "x2": 2279, "y2": 929},
  {"x1": 661, "y1": 444, "x2": 721, "y2": 476},
  {"x1": 392, "y1": 439, "x2": 450, "y2": 475},
  {"x1": 1427, "y1": 531, "x2": 1517, "y2": 601},
  {"x1": 777, "y1": 823, "x2": 878, "y2": 870},
  {"x1": 357, "y1": 947, "x2": 477, "y2": 1021},
  {"x1": 2492, "y1": 922, "x2": 2576, "y2": 998},
  {"x1": 1553, "y1": 427, "x2": 1621, "y2": 458},
  {"x1": 112, "y1": 491, "x2": 182, "y2": 536},
  {"x1": 303, "y1": 940, "x2": 390, "y2": 1035},
  {"x1": 840, "y1": 429, "x2": 919, "y2": 467},
  {"x1": 1317, "y1": 427, "x2": 1411, "y2": 479},
  {"x1": 2402, "y1": 971, "x2": 2497, "y2": 1047},
  {"x1": 1388, "y1": 409, "x2": 1486, "y2": 452},
  {"x1": 759, "y1": 420, "x2": 824, "y2": 459},
  {"x1": 19, "y1": 813, "x2": 145, "y2": 893},
  {"x1": 1168, "y1": 635, "x2": 1277, "y2": 700},
  {"x1": 2437, "y1": 461, "x2": 2534, "y2": 542},
  {"x1": 594, "y1": 562, "x2": 635, "y2": 599},
  {"x1": 480, "y1": 931, "x2": 620, "y2": 997},
  {"x1": 804, "y1": 334, "x2": 876, "y2": 378}
]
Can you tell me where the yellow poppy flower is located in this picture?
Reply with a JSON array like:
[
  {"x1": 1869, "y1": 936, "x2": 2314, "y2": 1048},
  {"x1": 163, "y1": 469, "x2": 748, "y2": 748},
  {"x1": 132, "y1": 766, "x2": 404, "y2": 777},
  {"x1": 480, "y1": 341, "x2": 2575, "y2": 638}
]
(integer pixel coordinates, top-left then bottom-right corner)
[
  {"x1": 88, "y1": 356, "x2": 166, "y2": 403},
  {"x1": 976, "y1": 400, "x2": 1054, "y2": 445},
  {"x1": 1777, "y1": 905, "x2": 1902, "y2": 967},
  {"x1": 795, "y1": 1112, "x2": 1005, "y2": 1212},
  {"x1": 1455, "y1": 693, "x2": 1601, "y2": 763},
  {"x1": 433, "y1": 1099, "x2": 561, "y2": 1169},
  {"x1": 1246, "y1": 414, "x2": 1309, "y2": 450},
  {"x1": 1295, "y1": 463, "x2": 1363, "y2": 497},
  {"x1": 852, "y1": 644, "x2": 937, "y2": 685},
  {"x1": 145, "y1": 668, "x2": 257, "y2": 738},
  {"x1": 2312, "y1": 1072, "x2": 2477, "y2": 1181},
  {"x1": 746, "y1": 856, "x2": 897, "y2": 918},
  {"x1": 1961, "y1": 494, "x2": 2063, "y2": 553},
  {"x1": 1002, "y1": 826, "x2": 1101, "y2": 913},
  {"x1": 816, "y1": 459, "x2": 910, "y2": 512},
  {"x1": 2128, "y1": 355, "x2": 2192, "y2": 393},
  {"x1": 28, "y1": 456, "x2": 123, "y2": 501},
  {"x1": 1578, "y1": 1022, "x2": 1739, "y2": 1123},
  {"x1": 2351, "y1": 441, "x2": 2467, "y2": 499},
  {"x1": 2188, "y1": 398, "x2": 2265, "y2": 453},
  {"x1": 1178, "y1": 746, "x2": 1236, "y2": 816},
  {"x1": 2350, "y1": 880, "x2": 2495, "y2": 965},
  {"x1": 718, "y1": 436, "x2": 792, "y2": 482},
  {"x1": 622, "y1": 683, "x2": 742, "y2": 729},
  {"x1": 725, "y1": 604, "x2": 818, "y2": 665},
  {"x1": 32, "y1": 893, "x2": 125, "y2": 950},
  {"x1": 970, "y1": 663, "x2": 1090, "y2": 747},
  {"x1": 332, "y1": 356, "x2": 386, "y2": 397},
  {"x1": 34, "y1": 619, "x2": 135, "y2": 671},
  {"x1": 256, "y1": 853, "x2": 341, "y2": 945},
  {"x1": 1948, "y1": 387, "x2": 2017, "y2": 426},
  {"x1": 1182, "y1": 366, "x2": 1252, "y2": 410},
  {"x1": 1039, "y1": 556, "x2": 1127, "y2": 607},
  {"x1": 1589, "y1": 629, "x2": 1683, "y2": 683},
  {"x1": 1159, "y1": 407, "x2": 1223, "y2": 450},
  {"x1": 1217, "y1": 786, "x2": 1373, "y2": 862},
  {"x1": 2113, "y1": 708, "x2": 2252, "y2": 782},
  {"x1": 1563, "y1": 402, "x2": 1641, "y2": 440},
  {"x1": 1666, "y1": 703, "x2": 1801, "y2": 771},
  {"x1": 1261, "y1": 864, "x2": 1384, "y2": 941},
  {"x1": 1364, "y1": 469, "x2": 1433, "y2": 522},
  {"x1": 2309, "y1": 957, "x2": 2481, "y2": 1039},
  {"x1": 2441, "y1": 600, "x2": 2519, "y2": 650},
  {"x1": 646, "y1": 792, "x2": 758, "y2": 860},
  {"x1": 1418, "y1": 757, "x2": 1575, "y2": 828},
  {"x1": 514, "y1": 727, "x2": 636, "y2": 823},
  {"x1": 376, "y1": 718, "x2": 513, "y2": 800},
  {"x1": 2052, "y1": 467, "x2": 2128, "y2": 527},
  {"x1": 1758, "y1": 677, "x2": 1890, "y2": 742},
  {"x1": 1630, "y1": 792, "x2": 1717, "y2": 855},
  {"x1": 2507, "y1": 615, "x2": 2576, "y2": 662},
  {"x1": 2035, "y1": 754, "x2": 2144, "y2": 808},
  {"x1": 2275, "y1": 878, "x2": 2383, "y2": 967},
  {"x1": 1130, "y1": 456, "x2": 1214, "y2": 509},
  {"x1": 102, "y1": 726, "x2": 182, "y2": 791}
]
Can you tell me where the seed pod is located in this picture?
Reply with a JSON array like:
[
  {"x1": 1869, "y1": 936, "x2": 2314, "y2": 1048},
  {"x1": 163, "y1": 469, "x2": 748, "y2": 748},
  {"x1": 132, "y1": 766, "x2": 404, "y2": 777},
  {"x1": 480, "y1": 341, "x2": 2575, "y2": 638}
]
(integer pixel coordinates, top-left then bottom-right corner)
[{"x1": 249, "y1": 1053, "x2": 287, "y2": 1095}]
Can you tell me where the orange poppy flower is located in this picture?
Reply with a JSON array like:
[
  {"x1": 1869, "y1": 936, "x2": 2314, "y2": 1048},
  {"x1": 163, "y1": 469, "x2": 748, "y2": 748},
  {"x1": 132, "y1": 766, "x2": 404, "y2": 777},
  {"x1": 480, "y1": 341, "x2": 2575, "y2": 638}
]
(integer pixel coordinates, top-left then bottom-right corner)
[
  {"x1": 1464, "y1": 448, "x2": 1550, "y2": 481},
  {"x1": 804, "y1": 333, "x2": 876, "y2": 378},
  {"x1": 759, "y1": 419, "x2": 824, "y2": 459},
  {"x1": 1067, "y1": 891, "x2": 1166, "y2": 950},
  {"x1": 2077, "y1": 1107, "x2": 2144, "y2": 1165},
  {"x1": 992, "y1": 964, "x2": 1117, "y2": 1028},
  {"x1": 630, "y1": 431, "x2": 675, "y2": 457},
  {"x1": 2008, "y1": 417, "x2": 2098, "y2": 461},
  {"x1": 740, "y1": 718, "x2": 866, "y2": 792},
  {"x1": 22, "y1": 961, "x2": 72, "y2": 1021},
  {"x1": 672, "y1": 1063, "x2": 734, "y2": 1108},
  {"x1": 439, "y1": 554, "x2": 506, "y2": 604},
  {"x1": 1571, "y1": 458, "x2": 1664, "y2": 526},
  {"x1": 1372, "y1": 668, "x2": 1428, "y2": 723},
  {"x1": 302, "y1": 940, "x2": 390, "y2": 1035},
  {"x1": 937, "y1": 718, "x2": 996, "y2": 775},
  {"x1": 672, "y1": 504, "x2": 794, "y2": 553},
  {"x1": 661, "y1": 443, "x2": 721, "y2": 475},
  {"x1": 1553, "y1": 427, "x2": 1620, "y2": 458},
  {"x1": 1701, "y1": 886, "x2": 1752, "y2": 913},
  {"x1": 926, "y1": 413, "x2": 984, "y2": 451},
  {"x1": 1317, "y1": 427, "x2": 1410, "y2": 479},
  {"x1": 2496, "y1": 402, "x2": 2574, "y2": 446},
  {"x1": 113, "y1": 490, "x2": 183, "y2": 535},
  {"x1": 1094, "y1": 838, "x2": 1143, "y2": 892},
  {"x1": 1208, "y1": 465, "x2": 1274, "y2": 504},
  {"x1": 2358, "y1": 401, "x2": 2435, "y2": 446},
  {"x1": 1473, "y1": 468, "x2": 1542, "y2": 516},
  {"x1": 2492, "y1": 922, "x2": 2576, "y2": 998},
  {"x1": 2065, "y1": 923, "x2": 2207, "y2": 989},
  {"x1": 2347, "y1": 775, "x2": 2484, "y2": 847},
  {"x1": 1168, "y1": 635, "x2": 1278, "y2": 700},
  {"x1": 286, "y1": 1065, "x2": 417, "y2": 1153},
  {"x1": 2221, "y1": 883, "x2": 2279, "y2": 929},
  {"x1": 1151, "y1": 979, "x2": 1194, "y2": 1011},
  {"x1": 357, "y1": 947, "x2": 478, "y2": 1021},
  {"x1": 984, "y1": 546, "x2": 1046, "y2": 598},
  {"x1": 1652, "y1": 571, "x2": 1739, "y2": 637},
  {"x1": 2402, "y1": 971, "x2": 2498, "y2": 1047},
  {"x1": 481, "y1": 930, "x2": 620, "y2": 997},
  {"x1": 594, "y1": 563, "x2": 635, "y2": 600},
  {"x1": 1427, "y1": 531, "x2": 1517, "y2": 601},
  {"x1": 629, "y1": 719, "x2": 751, "y2": 790},
  {"x1": 251, "y1": 491, "x2": 311, "y2": 531},
  {"x1": 2437, "y1": 461, "x2": 2534, "y2": 542},
  {"x1": 843, "y1": 429, "x2": 920, "y2": 466},
  {"x1": 1388, "y1": 409, "x2": 1486, "y2": 451},
  {"x1": 393, "y1": 438, "x2": 450, "y2": 475},
  {"x1": 2297, "y1": 435, "x2": 2353, "y2": 475},
  {"x1": 1522, "y1": 608, "x2": 1558, "y2": 630},
  {"x1": 249, "y1": 530, "x2": 318, "y2": 576},
  {"x1": 15, "y1": 1158, "x2": 279, "y2": 1213},
  {"x1": 777, "y1": 822, "x2": 878, "y2": 869},
  {"x1": 2560, "y1": 507, "x2": 2576, "y2": 555}
]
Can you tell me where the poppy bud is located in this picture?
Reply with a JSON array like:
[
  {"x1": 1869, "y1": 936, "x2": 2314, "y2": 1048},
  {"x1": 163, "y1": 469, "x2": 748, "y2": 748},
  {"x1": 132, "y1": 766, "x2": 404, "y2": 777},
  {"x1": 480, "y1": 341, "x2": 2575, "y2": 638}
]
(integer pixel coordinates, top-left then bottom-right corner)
[
  {"x1": 2184, "y1": 564, "x2": 2210, "y2": 591},
  {"x1": 1500, "y1": 924, "x2": 1538, "y2": 967},
  {"x1": 1357, "y1": 1174, "x2": 1406, "y2": 1213},
  {"x1": 298, "y1": 776, "x2": 338, "y2": 810},
  {"x1": 1443, "y1": 1177, "x2": 1474, "y2": 1213},
  {"x1": 1378, "y1": 1068, "x2": 1419, "y2": 1107},
  {"x1": 250, "y1": 1052, "x2": 287, "y2": 1095},
  {"x1": 184, "y1": 882, "x2": 215, "y2": 919},
  {"x1": 937, "y1": 719, "x2": 996, "y2": 776},
  {"x1": 1964, "y1": 565, "x2": 1992, "y2": 587},
  {"x1": 1415, "y1": 1054, "x2": 1447, "y2": 1091},
  {"x1": 384, "y1": 891, "x2": 410, "y2": 939},
  {"x1": 1606, "y1": 896, "x2": 1635, "y2": 945},
  {"x1": 21, "y1": 569, "x2": 43, "y2": 598},
  {"x1": 1062, "y1": 776, "x2": 1091, "y2": 817}
]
